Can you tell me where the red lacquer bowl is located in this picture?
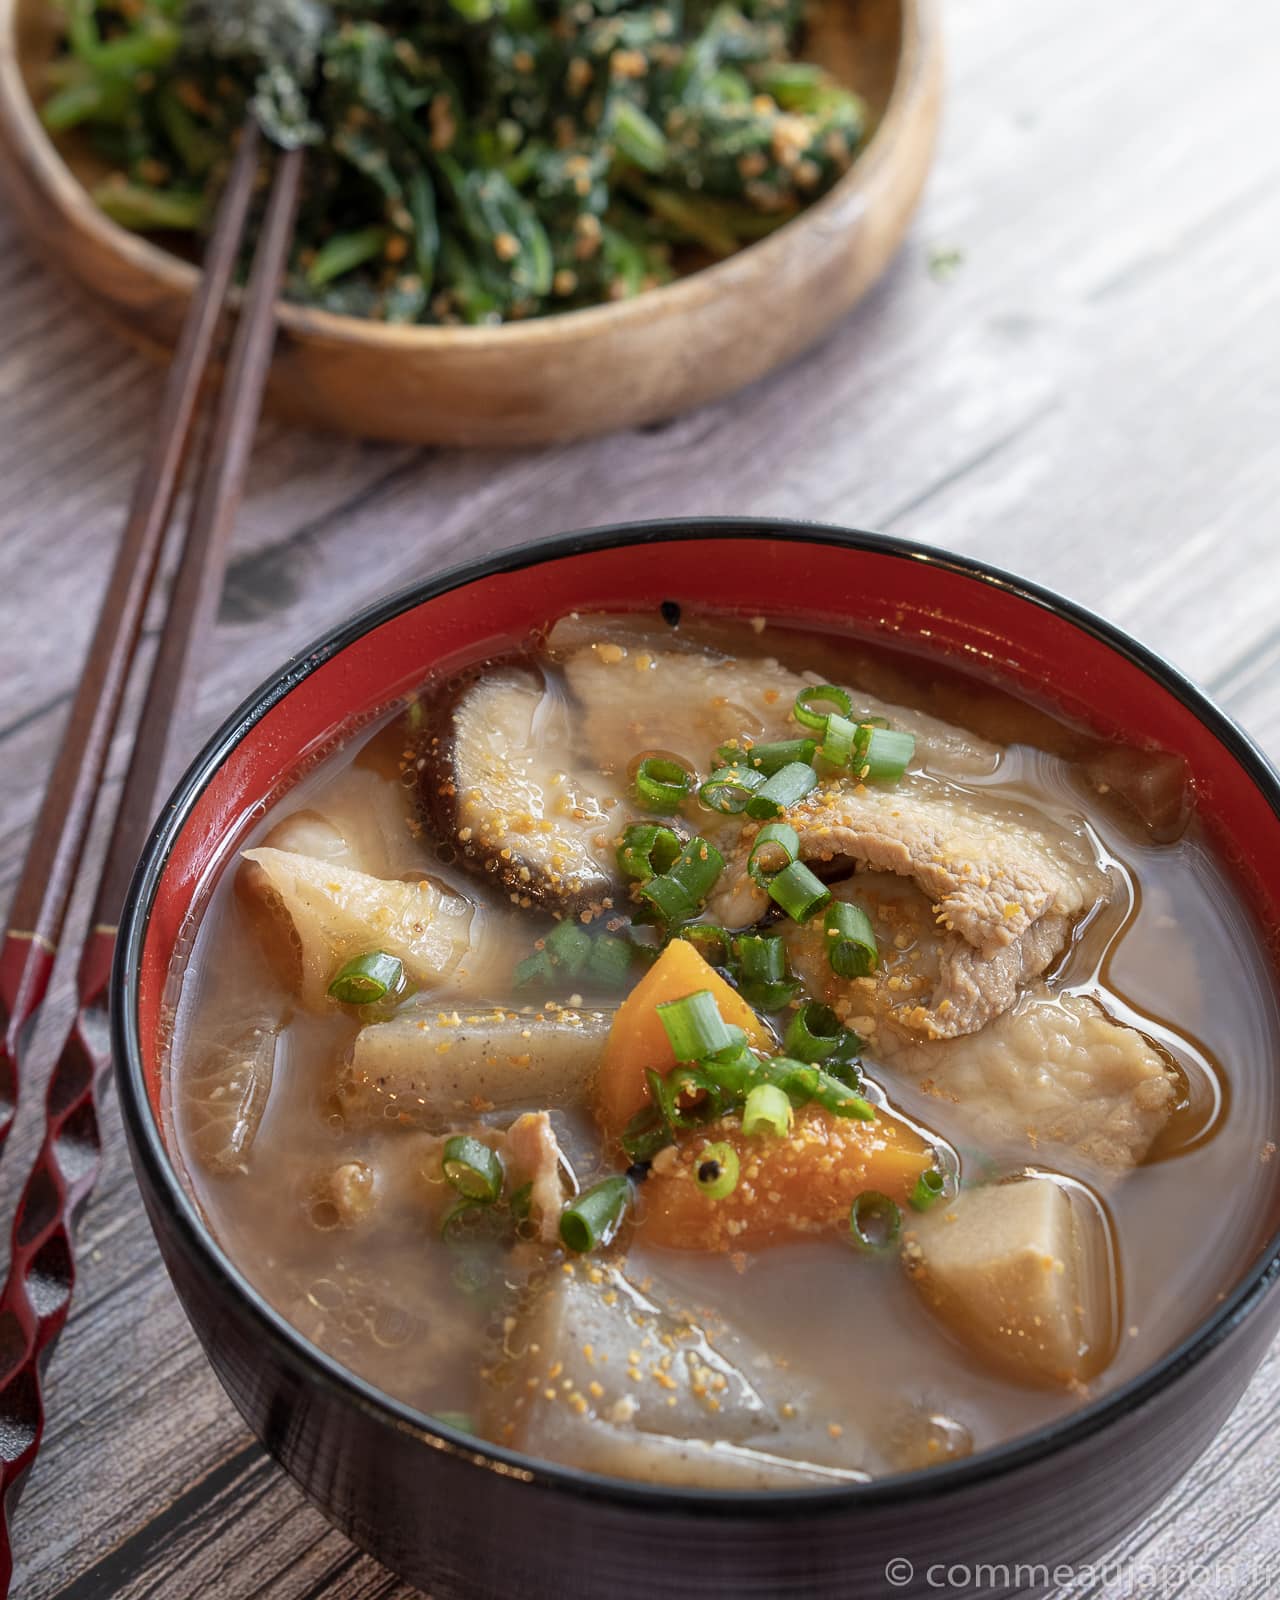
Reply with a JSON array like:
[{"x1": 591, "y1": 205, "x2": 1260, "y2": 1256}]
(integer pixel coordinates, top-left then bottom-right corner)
[{"x1": 112, "y1": 522, "x2": 1280, "y2": 1599}]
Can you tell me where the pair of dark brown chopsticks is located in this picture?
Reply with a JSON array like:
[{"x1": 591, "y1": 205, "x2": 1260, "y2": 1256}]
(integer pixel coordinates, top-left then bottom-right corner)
[{"x1": 0, "y1": 124, "x2": 303, "y2": 1593}]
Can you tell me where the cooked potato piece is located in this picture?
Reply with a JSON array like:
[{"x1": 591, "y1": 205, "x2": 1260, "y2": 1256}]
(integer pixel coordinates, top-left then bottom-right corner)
[
  {"x1": 417, "y1": 664, "x2": 623, "y2": 916},
  {"x1": 339, "y1": 1003, "x2": 611, "y2": 1128},
  {"x1": 906, "y1": 1177, "x2": 1114, "y2": 1386},
  {"x1": 241, "y1": 847, "x2": 474, "y2": 1009}
]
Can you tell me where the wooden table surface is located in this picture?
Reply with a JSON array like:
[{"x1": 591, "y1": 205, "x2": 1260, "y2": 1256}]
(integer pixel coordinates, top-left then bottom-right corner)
[{"x1": 3, "y1": 0, "x2": 1279, "y2": 1594}]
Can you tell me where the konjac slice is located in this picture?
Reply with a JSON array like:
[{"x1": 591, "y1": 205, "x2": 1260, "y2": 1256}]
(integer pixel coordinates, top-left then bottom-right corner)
[
  {"x1": 185, "y1": 1020, "x2": 279, "y2": 1174},
  {"x1": 641, "y1": 1106, "x2": 932, "y2": 1251}
]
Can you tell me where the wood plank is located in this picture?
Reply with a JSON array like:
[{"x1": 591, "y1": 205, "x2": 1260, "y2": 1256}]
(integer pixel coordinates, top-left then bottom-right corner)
[{"x1": 2, "y1": 0, "x2": 1280, "y2": 1594}]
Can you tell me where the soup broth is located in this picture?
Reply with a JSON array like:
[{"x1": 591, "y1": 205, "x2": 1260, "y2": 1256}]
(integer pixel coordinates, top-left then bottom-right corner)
[{"x1": 168, "y1": 609, "x2": 1280, "y2": 1486}]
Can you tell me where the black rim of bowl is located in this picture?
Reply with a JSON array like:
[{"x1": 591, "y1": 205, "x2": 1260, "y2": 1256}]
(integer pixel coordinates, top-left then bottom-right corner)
[{"x1": 112, "y1": 517, "x2": 1280, "y2": 1522}]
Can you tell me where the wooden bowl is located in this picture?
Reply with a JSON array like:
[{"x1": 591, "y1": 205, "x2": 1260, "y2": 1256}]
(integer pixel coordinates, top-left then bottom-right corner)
[{"x1": 0, "y1": 0, "x2": 941, "y2": 445}]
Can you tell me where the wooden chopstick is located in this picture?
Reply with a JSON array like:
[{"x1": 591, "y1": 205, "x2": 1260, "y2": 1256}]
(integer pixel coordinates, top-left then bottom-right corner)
[
  {"x1": 0, "y1": 133, "x2": 303, "y2": 1596},
  {"x1": 0, "y1": 121, "x2": 261, "y2": 1148}
]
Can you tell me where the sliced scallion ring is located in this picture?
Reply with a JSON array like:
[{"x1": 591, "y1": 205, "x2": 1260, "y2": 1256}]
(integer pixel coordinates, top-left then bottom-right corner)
[
  {"x1": 824, "y1": 900, "x2": 879, "y2": 978},
  {"x1": 675, "y1": 924, "x2": 732, "y2": 967},
  {"x1": 767, "y1": 859, "x2": 830, "y2": 922},
  {"x1": 656, "y1": 988, "x2": 736, "y2": 1060},
  {"x1": 631, "y1": 753, "x2": 693, "y2": 813},
  {"x1": 328, "y1": 950, "x2": 405, "y2": 1005},
  {"x1": 909, "y1": 1167, "x2": 947, "y2": 1213},
  {"x1": 793, "y1": 684, "x2": 852, "y2": 731},
  {"x1": 745, "y1": 761, "x2": 818, "y2": 820},
  {"x1": 784, "y1": 1001, "x2": 847, "y2": 1063},
  {"x1": 849, "y1": 1190, "x2": 902, "y2": 1255},
  {"x1": 586, "y1": 933, "x2": 634, "y2": 987},
  {"x1": 442, "y1": 1135, "x2": 504, "y2": 1203},
  {"x1": 621, "y1": 1103, "x2": 672, "y2": 1164},
  {"x1": 818, "y1": 711, "x2": 857, "y2": 770},
  {"x1": 617, "y1": 822, "x2": 683, "y2": 881},
  {"x1": 747, "y1": 820, "x2": 800, "y2": 886},
  {"x1": 559, "y1": 1175, "x2": 631, "y2": 1253},
  {"x1": 546, "y1": 919, "x2": 593, "y2": 975},
  {"x1": 858, "y1": 726, "x2": 916, "y2": 783},
  {"x1": 638, "y1": 834, "x2": 724, "y2": 923},
  {"x1": 694, "y1": 1142, "x2": 740, "y2": 1200},
  {"x1": 742, "y1": 1081, "x2": 793, "y2": 1138},
  {"x1": 720, "y1": 737, "x2": 817, "y2": 776},
  {"x1": 699, "y1": 763, "x2": 767, "y2": 814}
]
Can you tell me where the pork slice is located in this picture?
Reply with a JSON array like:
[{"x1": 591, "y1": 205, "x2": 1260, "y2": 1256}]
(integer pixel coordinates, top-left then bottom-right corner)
[
  {"x1": 484, "y1": 1261, "x2": 873, "y2": 1482},
  {"x1": 799, "y1": 781, "x2": 1108, "y2": 956},
  {"x1": 503, "y1": 1111, "x2": 570, "y2": 1244},
  {"x1": 549, "y1": 617, "x2": 1001, "y2": 779},
  {"x1": 783, "y1": 874, "x2": 1070, "y2": 1041},
  {"x1": 879, "y1": 988, "x2": 1179, "y2": 1171}
]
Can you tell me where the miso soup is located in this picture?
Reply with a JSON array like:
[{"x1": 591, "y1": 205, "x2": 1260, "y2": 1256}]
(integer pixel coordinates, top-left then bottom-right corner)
[{"x1": 167, "y1": 609, "x2": 1280, "y2": 1487}]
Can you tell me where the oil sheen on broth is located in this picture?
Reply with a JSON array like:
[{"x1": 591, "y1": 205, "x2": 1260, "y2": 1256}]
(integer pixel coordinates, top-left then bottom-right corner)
[{"x1": 168, "y1": 609, "x2": 1280, "y2": 1487}]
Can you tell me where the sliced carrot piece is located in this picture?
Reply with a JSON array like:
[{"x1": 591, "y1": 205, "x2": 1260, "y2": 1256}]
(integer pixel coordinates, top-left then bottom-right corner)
[
  {"x1": 639, "y1": 1106, "x2": 931, "y2": 1251},
  {"x1": 595, "y1": 939, "x2": 771, "y2": 1137}
]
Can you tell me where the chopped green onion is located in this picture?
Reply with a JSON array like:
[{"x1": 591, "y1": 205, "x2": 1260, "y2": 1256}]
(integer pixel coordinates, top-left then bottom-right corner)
[
  {"x1": 328, "y1": 951, "x2": 405, "y2": 1005},
  {"x1": 694, "y1": 1142, "x2": 740, "y2": 1200},
  {"x1": 442, "y1": 1136, "x2": 504, "y2": 1203},
  {"x1": 742, "y1": 1082, "x2": 793, "y2": 1138},
  {"x1": 849, "y1": 1191, "x2": 902, "y2": 1254},
  {"x1": 818, "y1": 712, "x2": 857, "y2": 770},
  {"x1": 621, "y1": 1103, "x2": 672, "y2": 1163},
  {"x1": 433, "y1": 1410, "x2": 475, "y2": 1434},
  {"x1": 784, "y1": 1002, "x2": 847, "y2": 1063},
  {"x1": 721, "y1": 738, "x2": 817, "y2": 776},
  {"x1": 859, "y1": 727, "x2": 916, "y2": 783},
  {"x1": 632, "y1": 754, "x2": 692, "y2": 813},
  {"x1": 647, "y1": 1065, "x2": 725, "y2": 1129},
  {"x1": 513, "y1": 949, "x2": 554, "y2": 989},
  {"x1": 825, "y1": 900, "x2": 879, "y2": 978},
  {"x1": 699, "y1": 763, "x2": 766, "y2": 814},
  {"x1": 676, "y1": 924, "x2": 731, "y2": 966},
  {"x1": 747, "y1": 821, "x2": 799, "y2": 886},
  {"x1": 767, "y1": 859, "x2": 831, "y2": 922},
  {"x1": 617, "y1": 822, "x2": 683, "y2": 881},
  {"x1": 793, "y1": 684, "x2": 852, "y2": 732},
  {"x1": 909, "y1": 1167, "x2": 947, "y2": 1213},
  {"x1": 586, "y1": 933, "x2": 635, "y2": 987},
  {"x1": 731, "y1": 933, "x2": 798, "y2": 1009},
  {"x1": 753, "y1": 1055, "x2": 873, "y2": 1120},
  {"x1": 745, "y1": 762, "x2": 818, "y2": 820},
  {"x1": 559, "y1": 1175, "x2": 631, "y2": 1253},
  {"x1": 732, "y1": 932, "x2": 787, "y2": 986},
  {"x1": 638, "y1": 835, "x2": 724, "y2": 922},
  {"x1": 699, "y1": 1042, "x2": 758, "y2": 1098},
  {"x1": 657, "y1": 988, "x2": 736, "y2": 1060},
  {"x1": 546, "y1": 919, "x2": 593, "y2": 975},
  {"x1": 509, "y1": 1182, "x2": 533, "y2": 1221}
]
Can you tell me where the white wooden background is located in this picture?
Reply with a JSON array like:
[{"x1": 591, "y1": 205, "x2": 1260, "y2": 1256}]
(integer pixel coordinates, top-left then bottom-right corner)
[{"x1": 2, "y1": 0, "x2": 1279, "y2": 1594}]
